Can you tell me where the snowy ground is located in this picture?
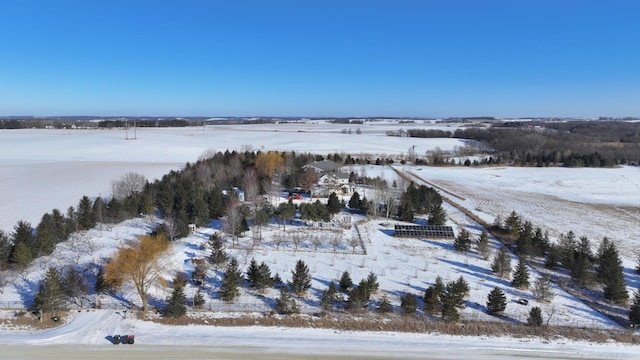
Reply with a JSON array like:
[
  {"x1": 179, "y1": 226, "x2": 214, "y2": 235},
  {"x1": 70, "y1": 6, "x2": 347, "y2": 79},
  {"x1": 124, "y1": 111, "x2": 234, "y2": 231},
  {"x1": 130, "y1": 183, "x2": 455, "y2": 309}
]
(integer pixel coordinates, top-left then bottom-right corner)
[
  {"x1": 1, "y1": 122, "x2": 640, "y2": 358},
  {"x1": 0, "y1": 309, "x2": 637, "y2": 360}
]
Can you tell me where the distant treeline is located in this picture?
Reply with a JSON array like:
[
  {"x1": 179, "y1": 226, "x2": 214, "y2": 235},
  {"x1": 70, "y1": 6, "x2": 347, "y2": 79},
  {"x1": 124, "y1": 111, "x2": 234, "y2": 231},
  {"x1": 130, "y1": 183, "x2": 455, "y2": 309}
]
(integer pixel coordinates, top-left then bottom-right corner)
[
  {"x1": 453, "y1": 121, "x2": 640, "y2": 167},
  {"x1": 97, "y1": 119, "x2": 189, "y2": 128},
  {"x1": 387, "y1": 120, "x2": 640, "y2": 167}
]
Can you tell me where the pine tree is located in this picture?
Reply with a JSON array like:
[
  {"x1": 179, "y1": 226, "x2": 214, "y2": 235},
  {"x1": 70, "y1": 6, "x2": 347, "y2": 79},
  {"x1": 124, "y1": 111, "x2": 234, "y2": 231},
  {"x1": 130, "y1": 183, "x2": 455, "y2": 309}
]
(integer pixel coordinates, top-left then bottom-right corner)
[
  {"x1": 165, "y1": 286, "x2": 187, "y2": 317},
  {"x1": 358, "y1": 272, "x2": 379, "y2": 302},
  {"x1": 320, "y1": 289, "x2": 334, "y2": 311},
  {"x1": 440, "y1": 277, "x2": 469, "y2": 322},
  {"x1": 345, "y1": 287, "x2": 366, "y2": 312},
  {"x1": 477, "y1": 230, "x2": 491, "y2": 260},
  {"x1": 272, "y1": 272, "x2": 283, "y2": 288},
  {"x1": 527, "y1": 306, "x2": 543, "y2": 327},
  {"x1": 255, "y1": 262, "x2": 273, "y2": 290},
  {"x1": 77, "y1": 196, "x2": 96, "y2": 230},
  {"x1": 424, "y1": 276, "x2": 444, "y2": 314},
  {"x1": 246, "y1": 258, "x2": 260, "y2": 287},
  {"x1": 453, "y1": 229, "x2": 472, "y2": 252},
  {"x1": 486, "y1": 286, "x2": 507, "y2": 315},
  {"x1": 94, "y1": 266, "x2": 109, "y2": 293},
  {"x1": 570, "y1": 236, "x2": 593, "y2": 286},
  {"x1": 400, "y1": 293, "x2": 418, "y2": 315},
  {"x1": 326, "y1": 192, "x2": 341, "y2": 214},
  {"x1": 275, "y1": 286, "x2": 299, "y2": 314},
  {"x1": 208, "y1": 233, "x2": 228, "y2": 269},
  {"x1": 219, "y1": 258, "x2": 242, "y2": 302},
  {"x1": 532, "y1": 274, "x2": 555, "y2": 302},
  {"x1": 511, "y1": 259, "x2": 530, "y2": 289},
  {"x1": 30, "y1": 267, "x2": 66, "y2": 314},
  {"x1": 597, "y1": 238, "x2": 628, "y2": 304},
  {"x1": 628, "y1": 289, "x2": 640, "y2": 325},
  {"x1": 428, "y1": 203, "x2": 447, "y2": 226},
  {"x1": 491, "y1": 247, "x2": 511, "y2": 278},
  {"x1": 339, "y1": 271, "x2": 353, "y2": 292},
  {"x1": 289, "y1": 260, "x2": 312, "y2": 295},
  {"x1": 193, "y1": 288, "x2": 205, "y2": 309},
  {"x1": 377, "y1": 295, "x2": 393, "y2": 314}
]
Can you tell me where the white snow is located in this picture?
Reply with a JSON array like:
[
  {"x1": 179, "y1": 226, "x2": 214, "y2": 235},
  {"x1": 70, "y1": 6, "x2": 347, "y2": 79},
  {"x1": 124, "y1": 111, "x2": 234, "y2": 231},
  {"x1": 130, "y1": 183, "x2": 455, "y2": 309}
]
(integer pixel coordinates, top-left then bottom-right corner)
[{"x1": 1, "y1": 122, "x2": 639, "y2": 358}]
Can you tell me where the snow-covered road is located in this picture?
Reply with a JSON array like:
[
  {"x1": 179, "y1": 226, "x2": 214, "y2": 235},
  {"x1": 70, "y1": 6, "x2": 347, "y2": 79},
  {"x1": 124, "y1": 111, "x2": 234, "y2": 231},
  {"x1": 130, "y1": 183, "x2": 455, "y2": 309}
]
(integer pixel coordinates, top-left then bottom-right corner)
[{"x1": 1, "y1": 310, "x2": 637, "y2": 359}]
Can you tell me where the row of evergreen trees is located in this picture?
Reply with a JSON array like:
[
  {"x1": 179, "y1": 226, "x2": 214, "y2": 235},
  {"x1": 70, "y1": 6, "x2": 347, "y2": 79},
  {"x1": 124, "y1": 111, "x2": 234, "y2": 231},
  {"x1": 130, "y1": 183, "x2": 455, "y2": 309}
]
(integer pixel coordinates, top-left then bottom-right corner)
[{"x1": 492, "y1": 211, "x2": 629, "y2": 305}]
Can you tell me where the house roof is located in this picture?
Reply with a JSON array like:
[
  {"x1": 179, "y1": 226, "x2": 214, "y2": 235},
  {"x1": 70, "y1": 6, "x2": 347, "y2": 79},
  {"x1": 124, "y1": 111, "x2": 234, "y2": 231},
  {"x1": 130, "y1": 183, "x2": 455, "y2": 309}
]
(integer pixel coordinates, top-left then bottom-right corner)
[{"x1": 303, "y1": 159, "x2": 341, "y2": 172}]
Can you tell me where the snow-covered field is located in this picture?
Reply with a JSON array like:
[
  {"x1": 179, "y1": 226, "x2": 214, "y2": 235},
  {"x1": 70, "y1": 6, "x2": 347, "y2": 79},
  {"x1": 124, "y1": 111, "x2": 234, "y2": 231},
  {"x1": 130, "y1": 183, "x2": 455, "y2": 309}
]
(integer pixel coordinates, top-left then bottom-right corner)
[{"x1": 1, "y1": 121, "x2": 639, "y2": 359}]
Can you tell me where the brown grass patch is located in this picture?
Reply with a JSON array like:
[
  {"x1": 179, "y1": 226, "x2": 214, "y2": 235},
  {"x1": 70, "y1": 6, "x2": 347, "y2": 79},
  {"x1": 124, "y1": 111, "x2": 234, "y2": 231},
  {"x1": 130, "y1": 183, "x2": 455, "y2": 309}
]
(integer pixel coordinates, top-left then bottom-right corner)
[{"x1": 151, "y1": 312, "x2": 640, "y2": 344}]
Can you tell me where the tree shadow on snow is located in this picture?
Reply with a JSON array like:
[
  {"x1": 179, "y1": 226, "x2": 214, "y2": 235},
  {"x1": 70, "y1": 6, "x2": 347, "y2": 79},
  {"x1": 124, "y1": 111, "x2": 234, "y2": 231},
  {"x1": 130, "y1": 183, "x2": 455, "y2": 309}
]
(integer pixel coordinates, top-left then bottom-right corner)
[{"x1": 15, "y1": 277, "x2": 39, "y2": 307}]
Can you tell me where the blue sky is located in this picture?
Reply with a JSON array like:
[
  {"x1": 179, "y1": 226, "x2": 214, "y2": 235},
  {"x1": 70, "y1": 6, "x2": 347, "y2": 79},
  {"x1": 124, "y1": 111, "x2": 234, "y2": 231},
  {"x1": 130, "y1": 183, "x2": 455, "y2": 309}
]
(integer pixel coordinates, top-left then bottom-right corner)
[{"x1": 1, "y1": 1, "x2": 638, "y2": 117}]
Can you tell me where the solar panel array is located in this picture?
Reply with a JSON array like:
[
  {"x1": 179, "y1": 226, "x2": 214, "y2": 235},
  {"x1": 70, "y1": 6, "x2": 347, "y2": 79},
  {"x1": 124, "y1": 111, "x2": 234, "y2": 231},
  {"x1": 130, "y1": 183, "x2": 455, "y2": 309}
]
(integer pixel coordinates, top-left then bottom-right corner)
[{"x1": 394, "y1": 224, "x2": 455, "y2": 239}]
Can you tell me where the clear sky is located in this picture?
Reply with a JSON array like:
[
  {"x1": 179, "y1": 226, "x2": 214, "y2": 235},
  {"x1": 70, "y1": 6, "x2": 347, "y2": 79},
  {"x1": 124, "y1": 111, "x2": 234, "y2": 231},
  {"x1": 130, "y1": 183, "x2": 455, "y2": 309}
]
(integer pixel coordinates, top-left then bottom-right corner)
[{"x1": 1, "y1": 1, "x2": 638, "y2": 118}]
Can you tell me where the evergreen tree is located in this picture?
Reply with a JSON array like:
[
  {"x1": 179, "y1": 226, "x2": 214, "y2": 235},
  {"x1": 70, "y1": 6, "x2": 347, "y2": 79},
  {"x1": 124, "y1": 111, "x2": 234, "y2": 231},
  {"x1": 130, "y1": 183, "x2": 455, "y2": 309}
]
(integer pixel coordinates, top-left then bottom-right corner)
[
  {"x1": 10, "y1": 220, "x2": 34, "y2": 269},
  {"x1": 597, "y1": 238, "x2": 628, "y2": 304},
  {"x1": 453, "y1": 229, "x2": 472, "y2": 252},
  {"x1": 558, "y1": 231, "x2": 577, "y2": 270},
  {"x1": 357, "y1": 272, "x2": 379, "y2": 301},
  {"x1": 377, "y1": 295, "x2": 393, "y2": 314},
  {"x1": 320, "y1": 289, "x2": 333, "y2": 311},
  {"x1": 289, "y1": 260, "x2": 312, "y2": 295},
  {"x1": 515, "y1": 220, "x2": 534, "y2": 256},
  {"x1": 504, "y1": 211, "x2": 521, "y2": 237},
  {"x1": 326, "y1": 192, "x2": 341, "y2": 214},
  {"x1": 11, "y1": 241, "x2": 33, "y2": 270},
  {"x1": 511, "y1": 259, "x2": 530, "y2": 289},
  {"x1": 219, "y1": 258, "x2": 242, "y2": 302},
  {"x1": 77, "y1": 196, "x2": 96, "y2": 230},
  {"x1": 476, "y1": 230, "x2": 491, "y2": 260},
  {"x1": 275, "y1": 286, "x2": 299, "y2": 314},
  {"x1": 255, "y1": 262, "x2": 273, "y2": 290},
  {"x1": 348, "y1": 191, "x2": 361, "y2": 210},
  {"x1": 486, "y1": 286, "x2": 507, "y2": 315},
  {"x1": 428, "y1": 203, "x2": 447, "y2": 226},
  {"x1": 193, "y1": 288, "x2": 205, "y2": 309},
  {"x1": 272, "y1": 272, "x2": 283, "y2": 288},
  {"x1": 400, "y1": 293, "x2": 418, "y2": 315},
  {"x1": 491, "y1": 247, "x2": 511, "y2": 278},
  {"x1": 527, "y1": 306, "x2": 543, "y2": 327},
  {"x1": 629, "y1": 289, "x2": 640, "y2": 325},
  {"x1": 94, "y1": 266, "x2": 109, "y2": 293},
  {"x1": 30, "y1": 267, "x2": 66, "y2": 314},
  {"x1": 532, "y1": 274, "x2": 555, "y2": 302},
  {"x1": 246, "y1": 258, "x2": 260, "y2": 287},
  {"x1": 345, "y1": 287, "x2": 366, "y2": 312},
  {"x1": 0, "y1": 230, "x2": 11, "y2": 266},
  {"x1": 165, "y1": 286, "x2": 187, "y2": 317},
  {"x1": 208, "y1": 233, "x2": 228, "y2": 269},
  {"x1": 570, "y1": 236, "x2": 593, "y2": 286},
  {"x1": 424, "y1": 276, "x2": 445, "y2": 314},
  {"x1": 440, "y1": 277, "x2": 469, "y2": 322},
  {"x1": 339, "y1": 271, "x2": 353, "y2": 292}
]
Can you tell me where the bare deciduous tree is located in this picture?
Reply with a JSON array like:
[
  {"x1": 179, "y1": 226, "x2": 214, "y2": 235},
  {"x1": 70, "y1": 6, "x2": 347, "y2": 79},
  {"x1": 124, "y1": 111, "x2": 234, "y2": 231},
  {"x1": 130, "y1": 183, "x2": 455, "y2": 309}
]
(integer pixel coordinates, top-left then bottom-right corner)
[
  {"x1": 242, "y1": 168, "x2": 259, "y2": 204},
  {"x1": 111, "y1": 172, "x2": 147, "y2": 201}
]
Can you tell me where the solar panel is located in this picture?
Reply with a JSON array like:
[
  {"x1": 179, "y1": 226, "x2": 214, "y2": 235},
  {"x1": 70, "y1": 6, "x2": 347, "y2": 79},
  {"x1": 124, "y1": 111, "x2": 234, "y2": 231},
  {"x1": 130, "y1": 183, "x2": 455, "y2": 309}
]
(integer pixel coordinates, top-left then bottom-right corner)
[{"x1": 393, "y1": 224, "x2": 455, "y2": 239}]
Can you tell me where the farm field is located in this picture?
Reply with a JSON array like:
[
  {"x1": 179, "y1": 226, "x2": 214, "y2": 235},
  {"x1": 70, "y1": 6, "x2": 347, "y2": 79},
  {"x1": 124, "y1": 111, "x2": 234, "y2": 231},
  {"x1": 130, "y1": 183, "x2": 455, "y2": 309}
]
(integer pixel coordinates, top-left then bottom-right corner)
[{"x1": 1, "y1": 122, "x2": 639, "y2": 359}]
